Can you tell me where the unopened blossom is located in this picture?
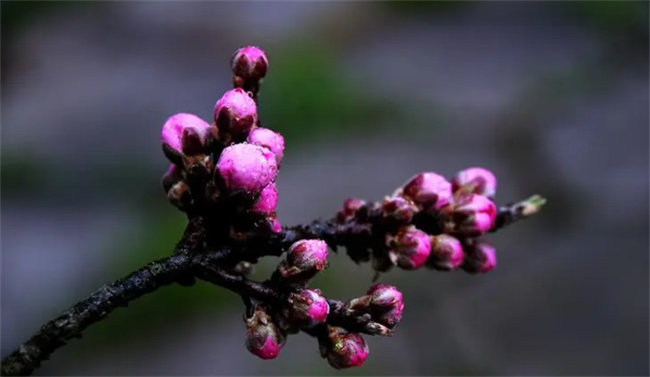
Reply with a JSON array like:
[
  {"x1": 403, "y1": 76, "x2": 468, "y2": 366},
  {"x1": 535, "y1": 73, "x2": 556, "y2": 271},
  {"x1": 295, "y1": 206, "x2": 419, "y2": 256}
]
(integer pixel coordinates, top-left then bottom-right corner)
[
  {"x1": 277, "y1": 239, "x2": 329, "y2": 283},
  {"x1": 336, "y1": 198, "x2": 366, "y2": 223},
  {"x1": 284, "y1": 289, "x2": 330, "y2": 329},
  {"x1": 215, "y1": 143, "x2": 278, "y2": 195},
  {"x1": 382, "y1": 196, "x2": 418, "y2": 224},
  {"x1": 247, "y1": 127, "x2": 285, "y2": 166},
  {"x1": 452, "y1": 193, "x2": 497, "y2": 236},
  {"x1": 325, "y1": 329, "x2": 369, "y2": 369},
  {"x1": 250, "y1": 183, "x2": 278, "y2": 217},
  {"x1": 452, "y1": 167, "x2": 497, "y2": 198},
  {"x1": 161, "y1": 113, "x2": 211, "y2": 155},
  {"x1": 400, "y1": 172, "x2": 453, "y2": 213},
  {"x1": 366, "y1": 283, "x2": 404, "y2": 329},
  {"x1": 231, "y1": 46, "x2": 269, "y2": 82},
  {"x1": 213, "y1": 88, "x2": 258, "y2": 137},
  {"x1": 462, "y1": 243, "x2": 497, "y2": 274},
  {"x1": 245, "y1": 306, "x2": 286, "y2": 360},
  {"x1": 428, "y1": 234, "x2": 464, "y2": 271},
  {"x1": 161, "y1": 164, "x2": 183, "y2": 193},
  {"x1": 388, "y1": 226, "x2": 431, "y2": 270}
]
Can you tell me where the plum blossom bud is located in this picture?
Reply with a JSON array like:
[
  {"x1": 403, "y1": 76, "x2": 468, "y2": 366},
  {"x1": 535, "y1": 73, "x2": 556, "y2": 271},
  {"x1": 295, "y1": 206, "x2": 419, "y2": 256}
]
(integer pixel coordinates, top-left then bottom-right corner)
[
  {"x1": 366, "y1": 283, "x2": 404, "y2": 329},
  {"x1": 214, "y1": 88, "x2": 257, "y2": 137},
  {"x1": 382, "y1": 196, "x2": 418, "y2": 224},
  {"x1": 400, "y1": 172, "x2": 453, "y2": 213},
  {"x1": 278, "y1": 239, "x2": 329, "y2": 283},
  {"x1": 161, "y1": 164, "x2": 183, "y2": 193},
  {"x1": 269, "y1": 216, "x2": 282, "y2": 233},
  {"x1": 325, "y1": 328, "x2": 369, "y2": 369},
  {"x1": 336, "y1": 198, "x2": 366, "y2": 223},
  {"x1": 452, "y1": 194, "x2": 497, "y2": 236},
  {"x1": 161, "y1": 113, "x2": 211, "y2": 155},
  {"x1": 452, "y1": 167, "x2": 497, "y2": 198},
  {"x1": 428, "y1": 234, "x2": 464, "y2": 271},
  {"x1": 247, "y1": 127, "x2": 285, "y2": 166},
  {"x1": 462, "y1": 243, "x2": 497, "y2": 274},
  {"x1": 216, "y1": 143, "x2": 278, "y2": 196},
  {"x1": 388, "y1": 226, "x2": 431, "y2": 270},
  {"x1": 250, "y1": 183, "x2": 278, "y2": 217},
  {"x1": 231, "y1": 46, "x2": 269, "y2": 83},
  {"x1": 284, "y1": 289, "x2": 330, "y2": 329},
  {"x1": 245, "y1": 306, "x2": 286, "y2": 360}
]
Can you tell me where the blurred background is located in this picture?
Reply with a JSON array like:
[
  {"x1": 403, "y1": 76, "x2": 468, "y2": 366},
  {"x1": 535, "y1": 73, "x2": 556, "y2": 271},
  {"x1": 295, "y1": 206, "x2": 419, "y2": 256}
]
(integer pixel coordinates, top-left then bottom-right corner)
[{"x1": 1, "y1": 1, "x2": 648, "y2": 375}]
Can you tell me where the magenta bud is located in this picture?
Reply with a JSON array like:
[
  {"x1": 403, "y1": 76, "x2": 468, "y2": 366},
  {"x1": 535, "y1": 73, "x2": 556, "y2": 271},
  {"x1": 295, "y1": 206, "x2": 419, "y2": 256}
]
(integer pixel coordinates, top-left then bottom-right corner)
[
  {"x1": 326, "y1": 330, "x2": 370, "y2": 369},
  {"x1": 231, "y1": 46, "x2": 269, "y2": 82},
  {"x1": 388, "y1": 226, "x2": 431, "y2": 270},
  {"x1": 428, "y1": 234, "x2": 464, "y2": 271},
  {"x1": 214, "y1": 88, "x2": 258, "y2": 137},
  {"x1": 161, "y1": 164, "x2": 183, "y2": 193},
  {"x1": 336, "y1": 198, "x2": 366, "y2": 223},
  {"x1": 216, "y1": 143, "x2": 278, "y2": 195},
  {"x1": 284, "y1": 289, "x2": 330, "y2": 329},
  {"x1": 381, "y1": 196, "x2": 418, "y2": 224},
  {"x1": 452, "y1": 167, "x2": 497, "y2": 198},
  {"x1": 462, "y1": 243, "x2": 497, "y2": 274},
  {"x1": 245, "y1": 306, "x2": 286, "y2": 360},
  {"x1": 250, "y1": 183, "x2": 278, "y2": 217},
  {"x1": 401, "y1": 172, "x2": 453, "y2": 212},
  {"x1": 452, "y1": 194, "x2": 497, "y2": 236},
  {"x1": 247, "y1": 127, "x2": 285, "y2": 167},
  {"x1": 287, "y1": 239, "x2": 329, "y2": 274},
  {"x1": 161, "y1": 113, "x2": 211, "y2": 155},
  {"x1": 366, "y1": 283, "x2": 404, "y2": 329}
]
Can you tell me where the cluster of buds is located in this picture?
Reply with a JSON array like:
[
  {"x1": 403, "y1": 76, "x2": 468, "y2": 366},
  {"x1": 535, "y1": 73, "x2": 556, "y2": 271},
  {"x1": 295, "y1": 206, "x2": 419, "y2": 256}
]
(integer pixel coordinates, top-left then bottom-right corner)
[
  {"x1": 156, "y1": 45, "x2": 544, "y2": 371},
  {"x1": 338, "y1": 168, "x2": 503, "y2": 276},
  {"x1": 160, "y1": 46, "x2": 283, "y2": 235}
]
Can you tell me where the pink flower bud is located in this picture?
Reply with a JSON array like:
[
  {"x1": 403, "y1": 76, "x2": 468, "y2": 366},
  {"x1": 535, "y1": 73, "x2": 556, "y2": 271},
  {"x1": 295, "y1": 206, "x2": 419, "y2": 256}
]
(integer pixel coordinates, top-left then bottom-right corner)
[
  {"x1": 161, "y1": 113, "x2": 211, "y2": 155},
  {"x1": 326, "y1": 331, "x2": 369, "y2": 369},
  {"x1": 215, "y1": 143, "x2": 278, "y2": 195},
  {"x1": 366, "y1": 283, "x2": 404, "y2": 329},
  {"x1": 336, "y1": 198, "x2": 366, "y2": 223},
  {"x1": 250, "y1": 183, "x2": 278, "y2": 216},
  {"x1": 462, "y1": 243, "x2": 497, "y2": 274},
  {"x1": 452, "y1": 167, "x2": 497, "y2": 198},
  {"x1": 382, "y1": 196, "x2": 418, "y2": 224},
  {"x1": 389, "y1": 226, "x2": 431, "y2": 270},
  {"x1": 401, "y1": 172, "x2": 453, "y2": 212},
  {"x1": 287, "y1": 239, "x2": 329, "y2": 274},
  {"x1": 161, "y1": 164, "x2": 183, "y2": 193},
  {"x1": 231, "y1": 46, "x2": 269, "y2": 82},
  {"x1": 245, "y1": 306, "x2": 286, "y2": 360},
  {"x1": 452, "y1": 194, "x2": 497, "y2": 236},
  {"x1": 213, "y1": 88, "x2": 258, "y2": 137},
  {"x1": 247, "y1": 127, "x2": 285, "y2": 167},
  {"x1": 428, "y1": 234, "x2": 464, "y2": 271},
  {"x1": 284, "y1": 289, "x2": 330, "y2": 329}
]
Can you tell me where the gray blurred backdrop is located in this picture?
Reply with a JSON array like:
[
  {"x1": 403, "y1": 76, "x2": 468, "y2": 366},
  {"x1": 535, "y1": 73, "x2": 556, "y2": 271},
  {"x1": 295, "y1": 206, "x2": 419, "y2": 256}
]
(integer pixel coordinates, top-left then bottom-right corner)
[{"x1": 1, "y1": 1, "x2": 648, "y2": 376}]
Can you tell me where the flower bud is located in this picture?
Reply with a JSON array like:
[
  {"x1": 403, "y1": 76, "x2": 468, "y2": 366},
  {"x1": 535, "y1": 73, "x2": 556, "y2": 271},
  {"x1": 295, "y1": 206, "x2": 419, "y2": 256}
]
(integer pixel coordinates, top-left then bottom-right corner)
[
  {"x1": 428, "y1": 234, "x2": 464, "y2": 271},
  {"x1": 400, "y1": 172, "x2": 453, "y2": 212},
  {"x1": 249, "y1": 183, "x2": 278, "y2": 217},
  {"x1": 336, "y1": 198, "x2": 366, "y2": 223},
  {"x1": 382, "y1": 196, "x2": 418, "y2": 224},
  {"x1": 452, "y1": 167, "x2": 497, "y2": 198},
  {"x1": 269, "y1": 216, "x2": 282, "y2": 233},
  {"x1": 366, "y1": 283, "x2": 404, "y2": 329},
  {"x1": 247, "y1": 127, "x2": 285, "y2": 167},
  {"x1": 161, "y1": 113, "x2": 211, "y2": 155},
  {"x1": 452, "y1": 194, "x2": 497, "y2": 236},
  {"x1": 325, "y1": 329, "x2": 369, "y2": 369},
  {"x1": 215, "y1": 143, "x2": 278, "y2": 196},
  {"x1": 245, "y1": 306, "x2": 286, "y2": 360},
  {"x1": 284, "y1": 289, "x2": 330, "y2": 329},
  {"x1": 161, "y1": 164, "x2": 183, "y2": 193},
  {"x1": 213, "y1": 88, "x2": 257, "y2": 137},
  {"x1": 231, "y1": 46, "x2": 269, "y2": 83},
  {"x1": 462, "y1": 243, "x2": 497, "y2": 274},
  {"x1": 278, "y1": 239, "x2": 329, "y2": 283},
  {"x1": 167, "y1": 181, "x2": 190, "y2": 211},
  {"x1": 388, "y1": 226, "x2": 431, "y2": 270}
]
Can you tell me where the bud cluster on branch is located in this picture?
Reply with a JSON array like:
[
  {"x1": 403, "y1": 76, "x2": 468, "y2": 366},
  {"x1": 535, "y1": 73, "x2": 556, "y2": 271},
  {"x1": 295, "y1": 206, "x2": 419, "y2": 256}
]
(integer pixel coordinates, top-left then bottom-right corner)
[{"x1": 0, "y1": 46, "x2": 545, "y2": 376}]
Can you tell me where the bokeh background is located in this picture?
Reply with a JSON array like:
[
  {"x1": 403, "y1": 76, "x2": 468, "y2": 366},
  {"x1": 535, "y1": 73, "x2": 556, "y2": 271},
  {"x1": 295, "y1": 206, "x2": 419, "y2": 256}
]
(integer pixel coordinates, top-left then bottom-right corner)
[{"x1": 1, "y1": 1, "x2": 648, "y2": 375}]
